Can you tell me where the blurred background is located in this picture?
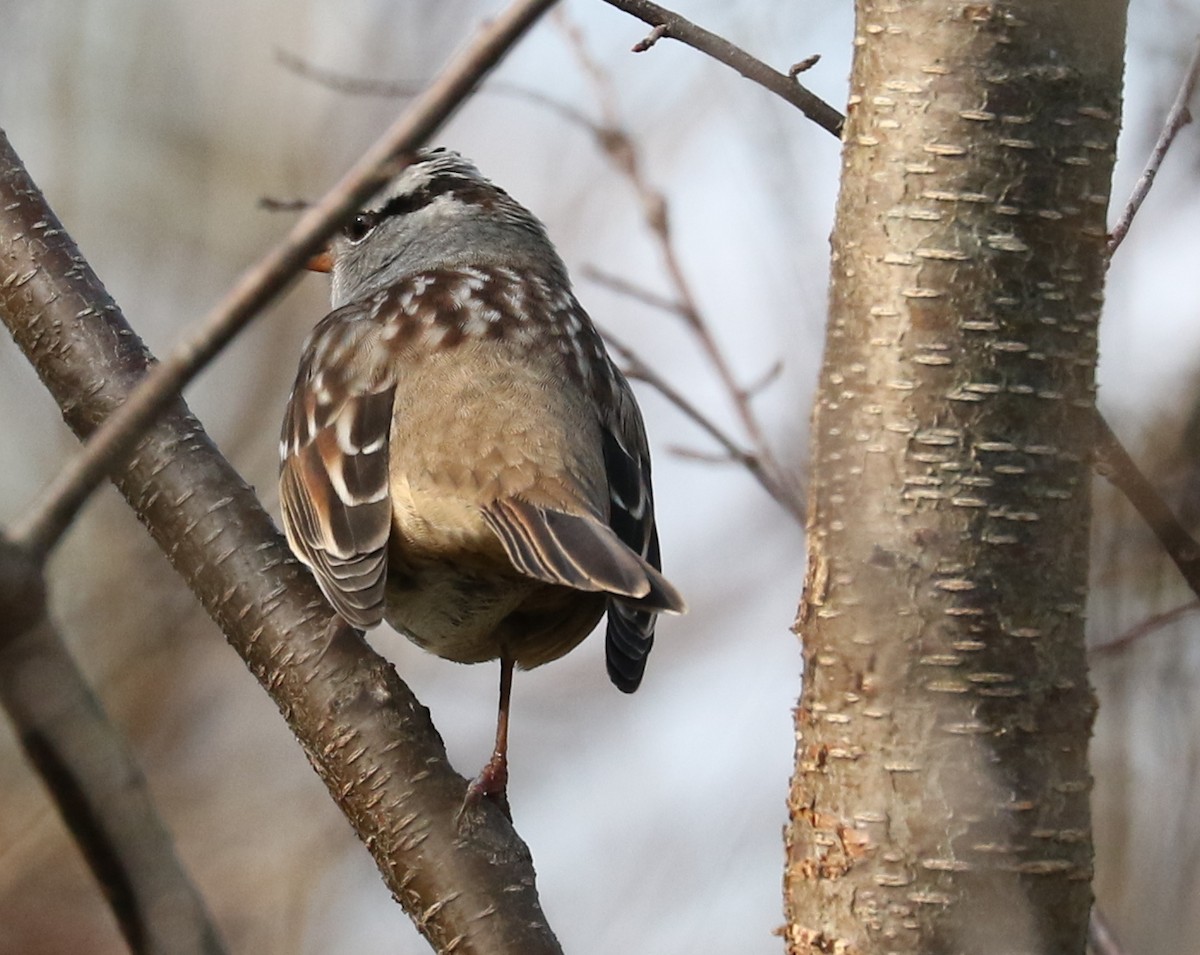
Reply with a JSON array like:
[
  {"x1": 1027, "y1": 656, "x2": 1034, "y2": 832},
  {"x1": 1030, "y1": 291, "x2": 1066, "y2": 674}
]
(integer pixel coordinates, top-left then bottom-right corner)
[{"x1": 0, "y1": 0, "x2": 1197, "y2": 952}]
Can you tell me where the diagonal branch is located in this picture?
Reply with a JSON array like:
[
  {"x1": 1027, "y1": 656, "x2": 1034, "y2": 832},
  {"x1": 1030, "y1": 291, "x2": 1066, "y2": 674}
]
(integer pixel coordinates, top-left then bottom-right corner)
[
  {"x1": 0, "y1": 1, "x2": 566, "y2": 951},
  {"x1": 1088, "y1": 907, "x2": 1131, "y2": 955},
  {"x1": 1090, "y1": 599, "x2": 1200, "y2": 658},
  {"x1": 601, "y1": 326, "x2": 801, "y2": 517},
  {"x1": 0, "y1": 124, "x2": 561, "y2": 955},
  {"x1": 597, "y1": 0, "x2": 845, "y2": 138},
  {"x1": 1107, "y1": 36, "x2": 1200, "y2": 254},
  {"x1": 1093, "y1": 412, "x2": 1200, "y2": 602},
  {"x1": 11, "y1": 0, "x2": 561, "y2": 563}
]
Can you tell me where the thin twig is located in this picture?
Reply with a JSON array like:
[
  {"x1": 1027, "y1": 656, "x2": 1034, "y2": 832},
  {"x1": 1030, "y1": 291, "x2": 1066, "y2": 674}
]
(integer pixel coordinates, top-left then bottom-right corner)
[
  {"x1": 258, "y1": 196, "x2": 311, "y2": 213},
  {"x1": 790, "y1": 55, "x2": 821, "y2": 76},
  {"x1": 1090, "y1": 600, "x2": 1200, "y2": 658},
  {"x1": 598, "y1": 0, "x2": 845, "y2": 138},
  {"x1": 743, "y1": 360, "x2": 785, "y2": 400},
  {"x1": 583, "y1": 264, "x2": 690, "y2": 318},
  {"x1": 669, "y1": 445, "x2": 739, "y2": 464},
  {"x1": 1093, "y1": 412, "x2": 1200, "y2": 601},
  {"x1": 11, "y1": 0, "x2": 561, "y2": 561},
  {"x1": 560, "y1": 16, "x2": 805, "y2": 517},
  {"x1": 1108, "y1": 37, "x2": 1200, "y2": 254},
  {"x1": 274, "y1": 47, "x2": 427, "y2": 97},
  {"x1": 632, "y1": 24, "x2": 668, "y2": 52},
  {"x1": 275, "y1": 48, "x2": 599, "y2": 128},
  {"x1": 602, "y1": 326, "x2": 803, "y2": 521}
]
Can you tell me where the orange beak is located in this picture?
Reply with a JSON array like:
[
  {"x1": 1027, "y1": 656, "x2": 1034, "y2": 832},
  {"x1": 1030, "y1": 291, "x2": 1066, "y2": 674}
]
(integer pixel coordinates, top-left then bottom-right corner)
[{"x1": 307, "y1": 250, "x2": 333, "y2": 273}]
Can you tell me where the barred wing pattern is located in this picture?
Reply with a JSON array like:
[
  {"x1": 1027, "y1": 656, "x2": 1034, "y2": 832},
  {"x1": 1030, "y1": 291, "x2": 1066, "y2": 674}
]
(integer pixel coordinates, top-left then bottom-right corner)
[
  {"x1": 280, "y1": 301, "x2": 396, "y2": 629},
  {"x1": 280, "y1": 267, "x2": 683, "y2": 692}
]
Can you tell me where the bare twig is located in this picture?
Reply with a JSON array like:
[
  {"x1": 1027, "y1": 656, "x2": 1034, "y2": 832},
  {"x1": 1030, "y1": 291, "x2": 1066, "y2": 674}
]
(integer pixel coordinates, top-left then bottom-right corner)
[
  {"x1": 1090, "y1": 599, "x2": 1200, "y2": 658},
  {"x1": 1094, "y1": 412, "x2": 1200, "y2": 601},
  {"x1": 560, "y1": 17, "x2": 805, "y2": 518},
  {"x1": 0, "y1": 540, "x2": 226, "y2": 955},
  {"x1": 669, "y1": 445, "x2": 739, "y2": 464},
  {"x1": 632, "y1": 24, "x2": 668, "y2": 52},
  {"x1": 583, "y1": 264, "x2": 690, "y2": 318},
  {"x1": 10, "y1": 0, "x2": 561, "y2": 562},
  {"x1": 258, "y1": 196, "x2": 310, "y2": 213},
  {"x1": 790, "y1": 55, "x2": 821, "y2": 76},
  {"x1": 597, "y1": 0, "x2": 845, "y2": 138},
  {"x1": 275, "y1": 48, "x2": 600, "y2": 130},
  {"x1": 744, "y1": 360, "x2": 785, "y2": 400},
  {"x1": 1108, "y1": 37, "x2": 1200, "y2": 254},
  {"x1": 603, "y1": 326, "x2": 802, "y2": 520},
  {"x1": 274, "y1": 46, "x2": 427, "y2": 97}
]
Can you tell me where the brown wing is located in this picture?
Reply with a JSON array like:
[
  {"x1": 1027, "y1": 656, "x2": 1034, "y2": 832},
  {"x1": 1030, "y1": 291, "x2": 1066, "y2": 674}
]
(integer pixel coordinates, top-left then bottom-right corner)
[
  {"x1": 279, "y1": 302, "x2": 396, "y2": 629},
  {"x1": 480, "y1": 498, "x2": 678, "y2": 605}
]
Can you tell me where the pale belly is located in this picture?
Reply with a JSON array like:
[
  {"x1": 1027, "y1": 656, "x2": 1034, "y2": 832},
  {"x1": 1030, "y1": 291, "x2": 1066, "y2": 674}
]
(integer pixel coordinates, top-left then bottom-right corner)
[
  {"x1": 383, "y1": 557, "x2": 607, "y2": 669},
  {"x1": 380, "y1": 344, "x2": 609, "y2": 667}
]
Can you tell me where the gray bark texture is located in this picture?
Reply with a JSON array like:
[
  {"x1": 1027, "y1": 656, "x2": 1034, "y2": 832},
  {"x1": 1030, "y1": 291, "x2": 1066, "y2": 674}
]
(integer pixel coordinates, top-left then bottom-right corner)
[{"x1": 786, "y1": 3, "x2": 1128, "y2": 953}]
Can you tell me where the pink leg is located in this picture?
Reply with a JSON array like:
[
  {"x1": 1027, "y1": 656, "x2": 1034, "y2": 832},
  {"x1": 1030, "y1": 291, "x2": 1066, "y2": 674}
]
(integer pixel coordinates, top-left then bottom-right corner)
[{"x1": 461, "y1": 656, "x2": 514, "y2": 820}]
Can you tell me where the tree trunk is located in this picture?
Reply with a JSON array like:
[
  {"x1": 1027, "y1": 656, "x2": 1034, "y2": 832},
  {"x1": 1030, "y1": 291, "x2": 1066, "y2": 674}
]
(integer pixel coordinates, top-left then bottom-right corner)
[{"x1": 786, "y1": 3, "x2": 1128, "y2": 952}]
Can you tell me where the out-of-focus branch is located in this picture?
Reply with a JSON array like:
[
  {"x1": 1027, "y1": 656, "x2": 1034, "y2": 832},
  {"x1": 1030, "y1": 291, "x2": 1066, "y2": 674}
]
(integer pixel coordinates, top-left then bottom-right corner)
[
  {"x1": 10, "y1": 0, "x2": 561, "y2": 563},
  {"x1": 275, "y1": 47, "x2": 427, "y2": 97},
  {"x1": 592, "y1": 275, "x2": 803, "y2": 520},
  {"x1": 0, "y1": 541, "x2": 227, "y2": 955},
  {"x1": 559, "y1": 17, "x2": 806, "y2": 520},
  {"x1": 582, "y1": 265, "x2": 689, "y2": 319},
  {"x1": 1108, "y1": 37, "x2": 1200, "y2": 253},
  {"x1": 274, "y1": 47, "x2": 600, "y2": 129},
  {"x1": 601, "y1": 325, "x2": 798, "y2": 512},
  {"x1": 1084, "y1": 41, "x2": 1200, "y2": 661},
  {"x1": 1090, "y1": 599, "x2": 1200, "y2": 658},
  {"x1": 1088, "y1": 907, "x2": 1130, "y2": 955},
  {"x1": 1094, "y1": 413, "x2": 1200, "y2": 602},
  {"x1": 0, "y1": 125, "x2": 561, "y2": 955},
  {"x1": 596, "y1": 0, "x2": 845, "y2": 138}
]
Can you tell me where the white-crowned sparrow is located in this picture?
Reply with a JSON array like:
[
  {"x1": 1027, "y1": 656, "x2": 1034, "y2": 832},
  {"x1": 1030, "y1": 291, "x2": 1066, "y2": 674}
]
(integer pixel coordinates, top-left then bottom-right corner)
[{"x1": 279, "y1": 148, "x2": 684, "y2": 811}]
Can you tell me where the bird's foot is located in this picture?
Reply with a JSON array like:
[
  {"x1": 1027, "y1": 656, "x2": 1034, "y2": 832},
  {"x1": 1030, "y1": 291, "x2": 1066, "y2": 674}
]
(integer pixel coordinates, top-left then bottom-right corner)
[
  {"x1": 457, "y1": 751, "x2": 511, "y2": 823},
  {"x1": 311, "y1": 614, "x2": 356, "y2": 667}
]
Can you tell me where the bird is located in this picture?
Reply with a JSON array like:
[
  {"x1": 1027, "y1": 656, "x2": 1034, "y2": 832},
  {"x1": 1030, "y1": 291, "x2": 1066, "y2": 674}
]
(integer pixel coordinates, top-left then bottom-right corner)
[{"x1": 278, "y1": 147, "x2": 685, "y2": 814}]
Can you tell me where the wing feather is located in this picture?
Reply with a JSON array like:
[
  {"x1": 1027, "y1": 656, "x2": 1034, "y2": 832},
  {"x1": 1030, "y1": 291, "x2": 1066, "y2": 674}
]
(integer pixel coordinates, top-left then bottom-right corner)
[
  {"x1": 279, "y1": 302, "x2": 396, "y2": 629},
  {"x1": 598, "y1": 362, "x2": 685, "y2": 692},
  {"x1": 481, "y1": 499, "x2": 667, "y2": 601}
]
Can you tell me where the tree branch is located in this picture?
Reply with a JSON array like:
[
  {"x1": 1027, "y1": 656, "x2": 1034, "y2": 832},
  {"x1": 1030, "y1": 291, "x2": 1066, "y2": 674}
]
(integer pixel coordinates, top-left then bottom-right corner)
[
  {"x1": 0, "y1": 540, "x2": 227, "y2": 955},
  {"x1": 0, "y1": 125, "x2": 561, "y2": 955},
  {"x1": 596, "y1": 0, "x2": 845, "y2": 138},
  {"x1": 1108, "y1": 36, "x2": 1200, "y2": 254},
  {"x1": 1088, "y1": 907, "x2": 1131, "y2": 955},
  {"x1": 0, "y1": 1, "x2": 567, "y2": 949},
  {"x1": 1093, "y1": 413, "x2": 1200, "y2": 602},
  {"x1": 10, "y1": 0, "x2": 561, "y2": 563}
]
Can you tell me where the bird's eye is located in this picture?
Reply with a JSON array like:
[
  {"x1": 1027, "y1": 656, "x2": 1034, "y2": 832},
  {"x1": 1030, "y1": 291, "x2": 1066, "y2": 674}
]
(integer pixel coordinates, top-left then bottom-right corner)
[{"x1": 343, "y1": 214, "x2": 377, "y2": 243}]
